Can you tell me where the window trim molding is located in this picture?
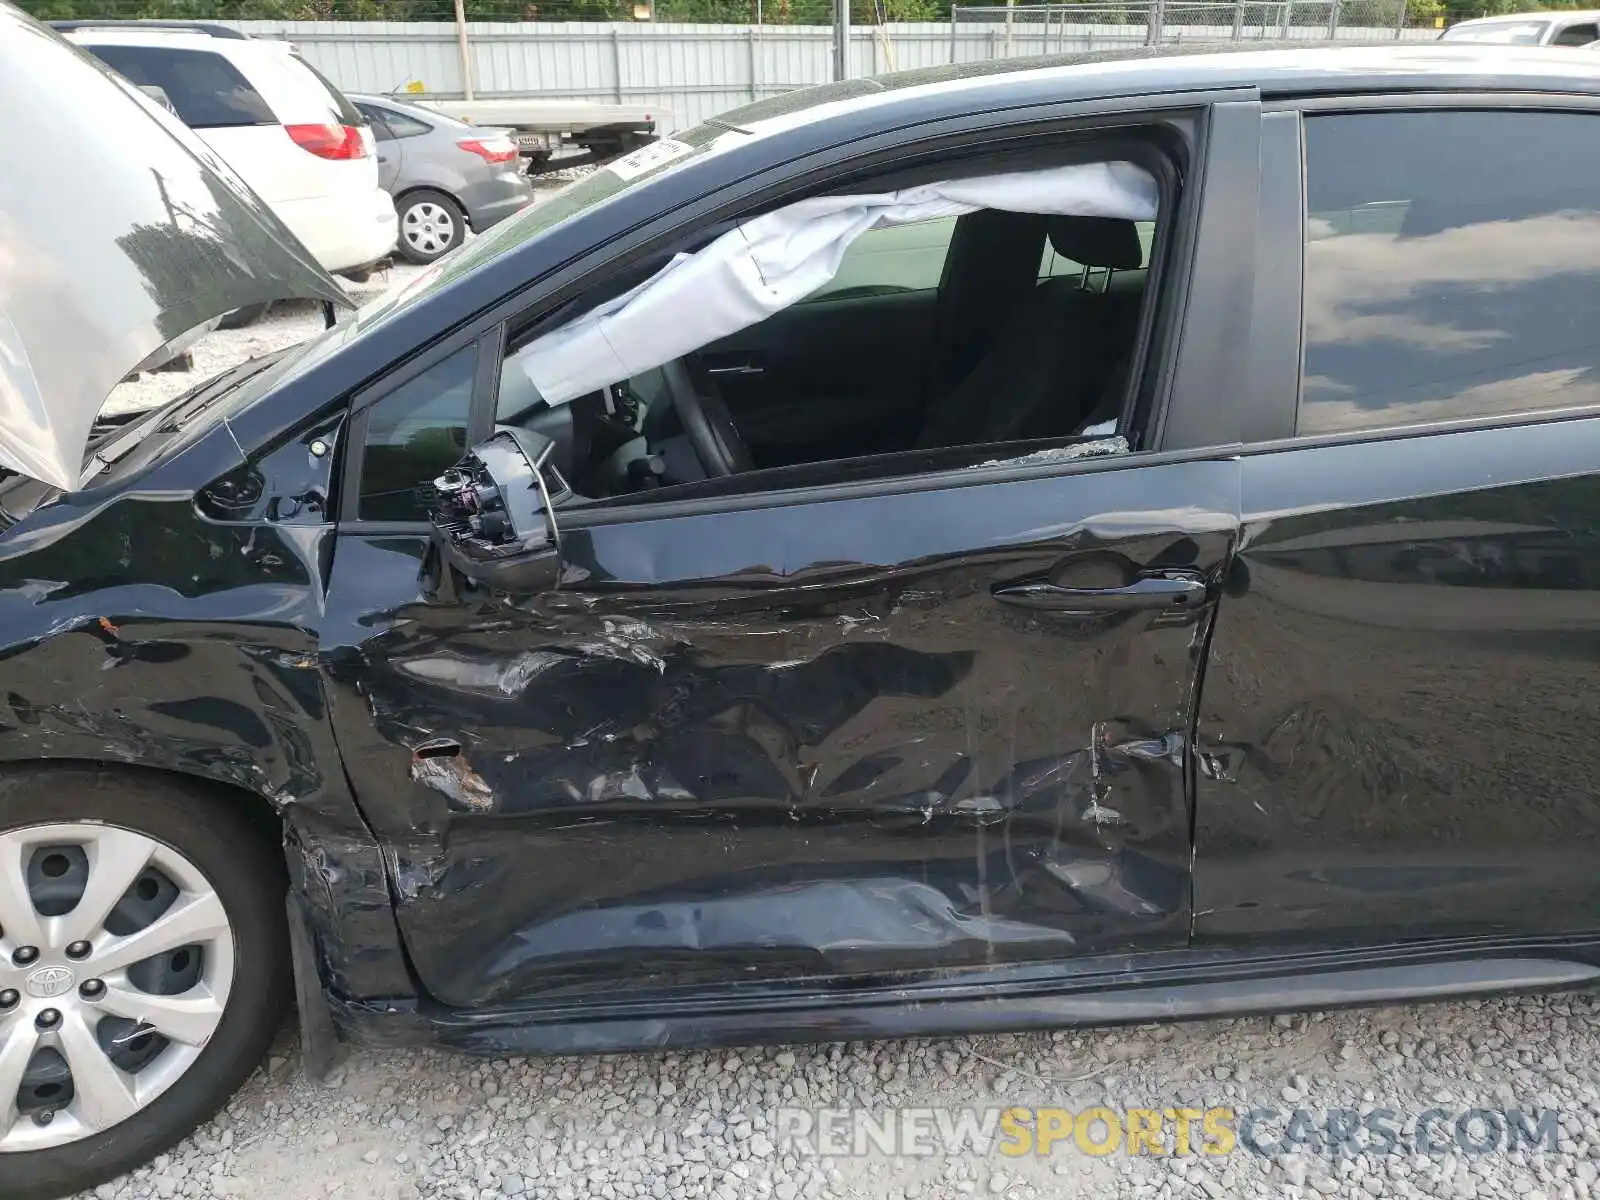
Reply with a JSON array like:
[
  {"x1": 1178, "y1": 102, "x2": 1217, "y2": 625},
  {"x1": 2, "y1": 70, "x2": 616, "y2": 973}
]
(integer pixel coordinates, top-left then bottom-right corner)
[
  {"x1": 1239, "y1": 399, "x2": 1600, "y2": 461},
  {"x1": 556, "y1": 437, "x2": 1247, "y2": 530},
  {"x1": 1150, "y1": 98, "x2": 1263, "y2": 453},
  {"x1": 1265, "y1": 90, "x2": 1600, "y2": 115},
  {"x1": 1237, "y1": 108, "x2": 1304, "y2": 446},
  {"x1": 335, "y1": 440, "x2": 1252, "y2": 536}
]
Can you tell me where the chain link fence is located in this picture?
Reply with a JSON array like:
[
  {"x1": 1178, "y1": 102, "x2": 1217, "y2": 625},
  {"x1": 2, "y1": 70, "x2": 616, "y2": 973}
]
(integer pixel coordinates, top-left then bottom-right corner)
[
  {"x1": 949, "y1": 0, "x2": 1437, "y2": 55},
  {"x1": 17, "y1": 0, "x2": 850, "y2": 23},
  {"x1": 4, "y1": 0, "x2": 1518, "y2": 23},
  {"x1": 3, "y1": 0, "x2": 1506, "y2": 27}
]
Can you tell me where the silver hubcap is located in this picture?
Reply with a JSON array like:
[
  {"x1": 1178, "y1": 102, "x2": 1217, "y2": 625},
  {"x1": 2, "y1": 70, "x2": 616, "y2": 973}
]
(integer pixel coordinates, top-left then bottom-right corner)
[
  {"x1": 0, "y1": 824, "x2": 234, "y2": 1152},
  {"x1": 402, "y1": 201, "x2": 456, "y2": 255}
]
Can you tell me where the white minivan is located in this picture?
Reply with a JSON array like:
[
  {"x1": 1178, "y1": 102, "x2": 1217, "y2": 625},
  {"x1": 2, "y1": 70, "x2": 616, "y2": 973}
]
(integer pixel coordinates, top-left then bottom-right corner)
[
  {"x1": 1439, "y1": 10, "x2": 1600, "y2": 45},
  {"x1": 60, "y1": 21, "x2": 397, "y2": 280}
]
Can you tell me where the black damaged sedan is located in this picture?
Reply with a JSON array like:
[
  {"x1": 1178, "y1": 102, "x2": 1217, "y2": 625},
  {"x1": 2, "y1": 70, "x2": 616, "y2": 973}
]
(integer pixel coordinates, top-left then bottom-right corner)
[{"x1": 7, "y1": 6, "x2": 1600, "y2": 1194}]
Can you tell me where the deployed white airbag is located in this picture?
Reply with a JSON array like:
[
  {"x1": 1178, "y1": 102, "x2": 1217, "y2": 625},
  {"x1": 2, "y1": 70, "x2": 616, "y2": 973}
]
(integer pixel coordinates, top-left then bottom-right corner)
[{"x1": 515, "y1": 160, "x2": 1158, "y2": 408}]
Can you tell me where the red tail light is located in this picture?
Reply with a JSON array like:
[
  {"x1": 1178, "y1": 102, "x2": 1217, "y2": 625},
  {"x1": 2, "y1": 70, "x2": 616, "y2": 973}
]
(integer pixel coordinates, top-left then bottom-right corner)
[
  {"x1": 458, "y1": 137, "x2": 519, "y2": 165},
  {"x1": 285, "y1": 123, "x2": 368, "y2": 160}
]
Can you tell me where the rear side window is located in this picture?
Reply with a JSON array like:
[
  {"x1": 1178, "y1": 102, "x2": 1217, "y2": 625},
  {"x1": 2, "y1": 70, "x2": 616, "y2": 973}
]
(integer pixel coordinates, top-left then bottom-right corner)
[
  {"x1": 1553, "y1": 22, "x2": 1599, "y2": 45},
  {"x1": 86, "y1": 45, "x2": 274, "y2": 129},
  {"x1": 363, "y1": 103, "x2": 433, "y2": 139},
  {"x1": 356, "y1": 102, "x2": 394, "y2": 140},
  {"x1": 383, "y1": 109, "x2": 434, "y2": 138},
  {"x1": 1299, "y1": 111, "x2": 1600, "y2": 435}
]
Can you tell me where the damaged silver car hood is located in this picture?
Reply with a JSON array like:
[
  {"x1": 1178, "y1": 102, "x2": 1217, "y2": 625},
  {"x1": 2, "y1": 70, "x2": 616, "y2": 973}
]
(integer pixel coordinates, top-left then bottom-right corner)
[{"x1": 0, "y1": 6, "x2": 352, "y2": 491}]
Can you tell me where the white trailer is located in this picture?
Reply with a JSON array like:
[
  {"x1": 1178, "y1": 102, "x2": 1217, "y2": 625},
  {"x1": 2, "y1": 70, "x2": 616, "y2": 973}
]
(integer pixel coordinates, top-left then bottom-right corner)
[{"x1": 419, "y1": 97, "x2": 665, "y2": 173}]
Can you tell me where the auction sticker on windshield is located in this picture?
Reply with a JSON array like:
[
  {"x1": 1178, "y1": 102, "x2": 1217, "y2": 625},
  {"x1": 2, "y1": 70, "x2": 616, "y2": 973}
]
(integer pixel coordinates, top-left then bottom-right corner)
[{"x1": 608, "y1": 138, "x2": 696, "y2": 181}]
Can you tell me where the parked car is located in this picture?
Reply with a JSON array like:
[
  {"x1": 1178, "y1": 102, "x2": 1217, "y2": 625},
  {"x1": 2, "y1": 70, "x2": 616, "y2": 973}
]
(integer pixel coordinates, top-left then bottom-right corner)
[
  {"x1": 420, "y1": 94, "x2": 663, "y2": 173},
  {"x1": 350, "y1": 93, "x2": 534, "y2": 263},
  {"x1": 99, "y1": 71, "x2": 224, "y2": 372},
  {"x1": 1439, "y1": 9, "x2": 1600, "y2": 44},
  {"x1": 10, "y1": 7, "x2": 1600, "y2": 1194},
  {"x1": 56, "y1": 19, "x2": 396, "y2": 289}
]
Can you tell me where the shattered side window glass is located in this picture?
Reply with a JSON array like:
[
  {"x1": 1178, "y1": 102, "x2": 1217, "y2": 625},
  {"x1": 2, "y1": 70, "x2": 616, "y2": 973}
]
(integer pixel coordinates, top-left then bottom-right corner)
[{"x1": 975, "y1": 436, "x2": 1130, "y2": 468}]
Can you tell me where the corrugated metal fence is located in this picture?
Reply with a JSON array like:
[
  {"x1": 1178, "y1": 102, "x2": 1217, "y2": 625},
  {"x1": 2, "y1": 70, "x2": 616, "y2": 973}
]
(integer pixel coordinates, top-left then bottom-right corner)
[{"x1": 231, "y1": 16, "x2": 1440, "y2": 131}]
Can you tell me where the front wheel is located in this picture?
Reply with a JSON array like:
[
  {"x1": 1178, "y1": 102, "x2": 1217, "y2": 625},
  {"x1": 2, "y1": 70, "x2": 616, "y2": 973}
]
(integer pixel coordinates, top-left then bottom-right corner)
[
  {"x1": 396, "y1": 189, "x2": 465, "y2": 263},
  {"x1": 0, "y1": 770, "x2": 290, "y2": 1200}
]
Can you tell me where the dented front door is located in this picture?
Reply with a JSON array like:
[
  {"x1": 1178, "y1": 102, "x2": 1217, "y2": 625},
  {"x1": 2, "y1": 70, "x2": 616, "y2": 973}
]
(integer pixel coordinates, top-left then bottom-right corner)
[{"x1": 326, "y1": 458, "x2": 1238, "y2": 1011}]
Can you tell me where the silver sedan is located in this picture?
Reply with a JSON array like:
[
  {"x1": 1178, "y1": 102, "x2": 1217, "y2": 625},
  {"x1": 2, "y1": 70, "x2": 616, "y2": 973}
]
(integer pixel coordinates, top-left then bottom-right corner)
[{"x1": 351, "y1": 93, "x2": 535, "y2": 263}]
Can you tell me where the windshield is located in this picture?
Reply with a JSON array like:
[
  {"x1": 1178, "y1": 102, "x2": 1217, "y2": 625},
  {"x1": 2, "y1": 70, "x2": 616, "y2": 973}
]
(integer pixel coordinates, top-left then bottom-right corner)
[{"x1": 1441, "y1": 19, "x2": 1550, "y2": 42}]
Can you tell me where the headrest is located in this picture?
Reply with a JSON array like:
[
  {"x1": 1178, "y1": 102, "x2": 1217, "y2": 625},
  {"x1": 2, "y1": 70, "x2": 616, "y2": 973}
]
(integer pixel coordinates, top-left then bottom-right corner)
[{"x1": 1048, "y1": 216, "x2": 1143, "y2": 271}]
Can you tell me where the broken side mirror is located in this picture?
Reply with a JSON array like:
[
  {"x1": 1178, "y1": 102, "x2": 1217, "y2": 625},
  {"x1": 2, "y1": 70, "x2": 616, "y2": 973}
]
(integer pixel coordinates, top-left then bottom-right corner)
[{"x1": 426, "y1": 427, "x2": 571, "y2": 595}]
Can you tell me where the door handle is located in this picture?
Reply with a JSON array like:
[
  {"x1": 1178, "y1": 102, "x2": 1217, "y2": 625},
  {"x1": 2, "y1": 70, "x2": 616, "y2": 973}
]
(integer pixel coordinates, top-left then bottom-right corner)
[
  {"x1": 991, "y1": 571, "x2": 1208, "y2": 614},
  {"x1": 705, "y1": 361, "x2": 764, "y2": 378}
]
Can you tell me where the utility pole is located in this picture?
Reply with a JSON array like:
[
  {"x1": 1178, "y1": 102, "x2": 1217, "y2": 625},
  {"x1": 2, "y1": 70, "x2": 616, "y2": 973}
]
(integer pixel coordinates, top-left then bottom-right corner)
[
  {"x1": 834, "y1": 0, "x2": 850, "y2": 80},
  {"x1": 454, "y1": 0, "x2": 476, "y2": 101}
]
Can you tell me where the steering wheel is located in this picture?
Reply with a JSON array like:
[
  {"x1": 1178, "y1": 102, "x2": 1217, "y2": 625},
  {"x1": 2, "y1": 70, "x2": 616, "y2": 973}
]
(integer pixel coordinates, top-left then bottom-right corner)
[{"x1": 659, "y1": 356, "x2": 754, "y2": 478}]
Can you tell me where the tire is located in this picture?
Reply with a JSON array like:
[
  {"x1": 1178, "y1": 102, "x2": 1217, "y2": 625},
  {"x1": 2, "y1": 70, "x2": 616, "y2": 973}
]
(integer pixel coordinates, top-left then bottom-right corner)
[
  {"x1": 216, "y1": 303, "x2": 270, "y2": 331},
  {"x1": 396, "y1": 189, "x2": 466, "y2": 264},
  {"x1": 0, "y1": 768, "x2": 290, "y2": 1200}
]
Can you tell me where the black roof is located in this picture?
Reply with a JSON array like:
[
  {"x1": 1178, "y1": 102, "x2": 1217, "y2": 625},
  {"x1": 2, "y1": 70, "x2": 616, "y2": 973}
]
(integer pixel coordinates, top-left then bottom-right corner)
[{"x1": 709, "y1": 41, "x2": 1600, "y2": 135}]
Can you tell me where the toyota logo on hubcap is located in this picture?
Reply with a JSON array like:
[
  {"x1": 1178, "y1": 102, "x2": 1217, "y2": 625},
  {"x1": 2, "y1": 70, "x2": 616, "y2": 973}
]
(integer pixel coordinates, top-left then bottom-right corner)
[{"x1": 24, "y1": 965, "x2": 74, "y2": 999}]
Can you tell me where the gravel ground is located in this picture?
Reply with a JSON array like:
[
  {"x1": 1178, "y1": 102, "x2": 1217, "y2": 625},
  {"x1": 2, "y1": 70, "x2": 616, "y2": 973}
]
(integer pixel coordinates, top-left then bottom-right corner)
[
  {"x1": 80, "y1": 174, "x2": 1600, "y2": 1200},
  {"x1": 73, "y1": 994, "x2": 1600, "y2": 1200}
]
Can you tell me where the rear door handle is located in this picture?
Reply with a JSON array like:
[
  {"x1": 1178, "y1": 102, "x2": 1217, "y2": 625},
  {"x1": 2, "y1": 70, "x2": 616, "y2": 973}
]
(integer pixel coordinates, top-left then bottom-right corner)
[{"x1": 991, "y1": 572, "x2": 1208, "y2": 614}]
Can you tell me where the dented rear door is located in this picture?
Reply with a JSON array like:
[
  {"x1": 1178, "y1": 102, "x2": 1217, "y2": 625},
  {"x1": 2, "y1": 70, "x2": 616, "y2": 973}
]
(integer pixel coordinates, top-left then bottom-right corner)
[{"x1": 330, "y1": 459, "x2": 1237, "y2": 1010}]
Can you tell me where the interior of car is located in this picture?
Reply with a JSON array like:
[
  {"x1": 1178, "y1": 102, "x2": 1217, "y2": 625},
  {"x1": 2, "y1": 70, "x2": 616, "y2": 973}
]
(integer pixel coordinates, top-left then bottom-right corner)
[
  {"x1": 493, "y1": 194, "x2": 1159, "y2": 503},
  {"x1": 351, "y1": 151, "x2": 1170, "y2": 522}
]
